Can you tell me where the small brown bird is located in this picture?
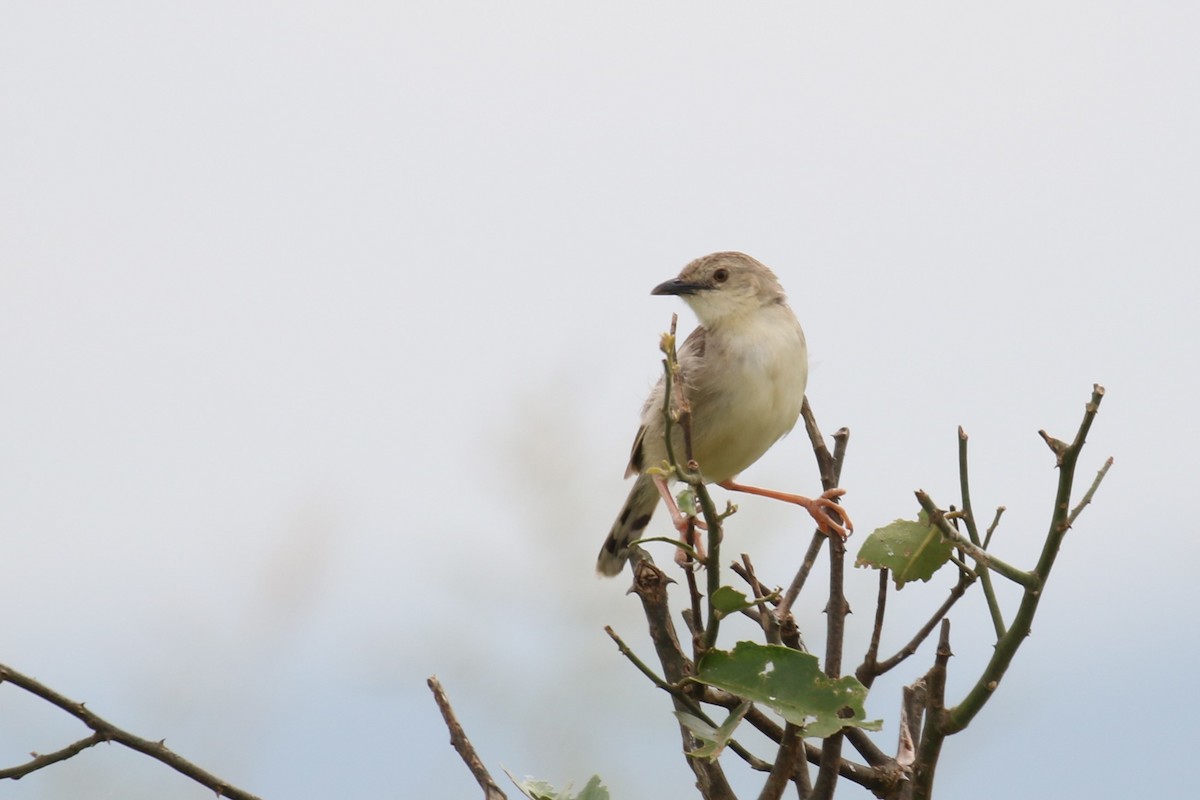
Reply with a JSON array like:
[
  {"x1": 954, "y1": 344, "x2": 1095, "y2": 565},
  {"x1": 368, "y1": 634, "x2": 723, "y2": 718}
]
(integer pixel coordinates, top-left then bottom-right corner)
[{"x1": 597, "y1": 252, "x2": 850, "y2": 577}]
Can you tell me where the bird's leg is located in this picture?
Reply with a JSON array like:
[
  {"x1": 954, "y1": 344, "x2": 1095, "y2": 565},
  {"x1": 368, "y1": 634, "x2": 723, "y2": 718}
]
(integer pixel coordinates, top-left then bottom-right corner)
[
  {"x1": 717, "y1": 480, "x2": 853, "y2": 540},
  {"x1": 651, "y1": 474, "x2": 708, "y2": 566}
]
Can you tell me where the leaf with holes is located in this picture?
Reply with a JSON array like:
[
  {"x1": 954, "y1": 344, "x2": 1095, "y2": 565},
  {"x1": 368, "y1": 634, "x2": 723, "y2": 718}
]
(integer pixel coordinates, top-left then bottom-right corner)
[
  {"x1": 855, "y1": 510, "x2": 952, "y2": 588},
  {"x1": 694, "y1": 643, "x2": 880, "y2": 738}
]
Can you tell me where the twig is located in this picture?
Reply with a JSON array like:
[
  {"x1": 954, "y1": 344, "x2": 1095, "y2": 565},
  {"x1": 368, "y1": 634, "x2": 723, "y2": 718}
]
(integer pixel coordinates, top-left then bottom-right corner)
[
  {"x1": 857, "y1": 569, "x2": 889, "y2": 689},
  {"x1": 427, "y1": 677, "x2": 507, "y2": 800},
  {"x1": 865, "y1": 571, "x2": 971, "y2": 682},
  {"x1": 694, "y1": 481, "x2": 724, "y2": 651},
  {"x1": 660, "y1": 314, "x2": 682, "y2": 470},
  {"x1": 684, "y1": 558, "x2": 705, "y2": 653},
  {"x1": 915, "y1": 492, "x2": 1035, "y2": 588},
  {"x1": 704, "y1": 690, "x2": 890, "y2": 794},
  {"x1": 629, "y1": 560, "x2": 736, "y2": 799},
  {"x1": 605, "y1": 626, "x2": 679, "y2": 696},
  {"x1": 844, "y1": 728, "x2": 891, "y2": 769},
  {"x1": 945, "y1": 385, "x2": 1109, "y2": 735},
  {"x1": 0, "y1": 733, "x2": 105, "y2": 779},
  {"x1": 956, "y1": 427, "x2": 1006, "y2": 639},
  {"x1": 910, "y1": 621, "x2": 953, "y2": 799},
  {"x1": 1068, "y1": 456, "x2": 1113, "y2": 526},
  {"x1": 757, "y1": 723, "x2": 804, "y2": 800},
  {"x1": 801, "y1": 398, "x2": 841, "y2": 492},
  {"x1": 796, "y1": 399, "x2": 851, "y2": 800},
  {"x1": 660, "y1": 318, "x2": 725, "y2": 654},
  {"x1": 732, "y1": 555, "x2": 782, "y2": 645},
  {"x1": 777, "y1": 401, "x2": 849, "y2": 623},
  {"x1": 606, "y1": 627, "x2": 772, "y2": 773},
  {"x1": 777, "y1": 534, "x2": 825, "y2": 623},
  {"x1": 0, "y1": 663, "x2": 262, "y2": 800},
  {"x1": 811, "y1": 530, "x2": 848, "y2": 800},
  {"x1": 982, "y1": 506, "x2": 1005, "y2": 551}
]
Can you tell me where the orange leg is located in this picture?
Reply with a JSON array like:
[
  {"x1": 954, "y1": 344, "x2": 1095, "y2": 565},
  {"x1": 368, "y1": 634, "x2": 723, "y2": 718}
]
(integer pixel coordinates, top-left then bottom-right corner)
[
  {"x1": 651, "y1": 475, "x2": 708, "y2": 566},
  {"x1": 718, "y1": 480, "x2": 853, "y2": 540}
]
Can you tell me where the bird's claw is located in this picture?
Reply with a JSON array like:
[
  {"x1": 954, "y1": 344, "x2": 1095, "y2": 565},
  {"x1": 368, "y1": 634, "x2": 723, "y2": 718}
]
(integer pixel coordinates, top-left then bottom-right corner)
[
  {"x1": 673, "y1": 522, "x2": 706, "y2": 569},
  {"x1": 807, "y1": 488, "x2": 853, "y2": 541},
  {"x1": 671, "y1": 514, "x2": 708, "y2": 534}
]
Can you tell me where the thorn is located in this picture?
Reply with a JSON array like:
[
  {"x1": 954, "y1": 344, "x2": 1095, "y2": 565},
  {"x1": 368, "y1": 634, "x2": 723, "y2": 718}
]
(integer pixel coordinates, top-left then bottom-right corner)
[{"x1": 1037, "y1": 430, "x2": 1068, "y2": 466}]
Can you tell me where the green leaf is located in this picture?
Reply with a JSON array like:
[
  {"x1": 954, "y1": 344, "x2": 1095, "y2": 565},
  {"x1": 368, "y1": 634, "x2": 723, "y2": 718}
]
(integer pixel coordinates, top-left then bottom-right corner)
[
  {"x1": 855, "y1": 510, "x2": 953, "y2": 588},
  {"x1": 694, "y1": 642, "x2": 881, "y2": 738},
  {"x1": 675, "y1": 701, "x2": 751, "y2": 760},
  {"x1": 710, "y1": 586, "x2": 752, "y2": 616},
  {"x1": 574, "y1": 776, "x2": 609, "y2": 800},
  {"x1": 505, "y1": 771, "x2": 609, "y2": 800},
  {"x1": 506, "y1": 776, "x2": 563, "y2": 800},
  {"x1": 676, "y1": 487, "x2": 698, "y2": 517}
]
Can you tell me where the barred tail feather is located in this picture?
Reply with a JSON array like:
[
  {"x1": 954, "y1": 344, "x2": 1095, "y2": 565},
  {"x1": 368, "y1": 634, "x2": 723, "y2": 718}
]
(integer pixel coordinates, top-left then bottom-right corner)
[{"x1": 596, "y1": 474, "x2": 659, "y2": 577}]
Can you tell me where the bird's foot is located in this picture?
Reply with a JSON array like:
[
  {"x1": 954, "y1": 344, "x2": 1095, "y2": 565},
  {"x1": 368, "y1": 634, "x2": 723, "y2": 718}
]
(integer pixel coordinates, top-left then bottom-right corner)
[
  {"x1": 717, "y1": 480, "x2": 853, "y2": 540},
  {"x1": 674, "y1": 523, "x2": 706, "y2": 569},
  {"x1": 804, "y1": 488, "x2": 853, "y2": 541}
]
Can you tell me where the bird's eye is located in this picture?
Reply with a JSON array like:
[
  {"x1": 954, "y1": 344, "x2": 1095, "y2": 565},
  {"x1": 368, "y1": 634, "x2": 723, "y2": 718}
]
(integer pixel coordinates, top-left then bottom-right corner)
[{"x1": 713, "y1": 268, "x2": 729, "y2": 283}]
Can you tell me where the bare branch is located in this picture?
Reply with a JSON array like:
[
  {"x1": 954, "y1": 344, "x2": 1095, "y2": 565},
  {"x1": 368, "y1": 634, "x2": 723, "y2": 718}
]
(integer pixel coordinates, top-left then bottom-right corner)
[
  {"x1": 957, "y1": 427, "x2": 1006, "y2": 638},
  {"x1": 915, "y1": 492, "x2": 1035, "y2": 588},
  {"x1": 910, "y1": 621, "x2": 953, "y2": 799},
  {"x1": 628, "y1": 560, "x2": 736, "y2": 799},
  {"x1": 1068, "y1": 456, "x2": 1113, "y2": 526},
  {"x1": 857, "y1": 569, "x2": 889, "y2": 688},
  {"x1": 427, "y1": 677, "x2": 507, "y2": 800},
  {"x1": 947, "y1": 384, "x2": 1109, "y2": 735},
  {"x1": 982, "y1": 505, "x2": 1005, "y2": 551},
  {"x1": 731, "y1": 555, "x2": 783, "y2": 645},
  {"x1": 756, "y1": 723, "x2": 804, "y2": 800},
  {"x1": 795, "y1": 398, "x2": 853, "y2": 800},
  {"x1": 776, "y1": 399, "x2": 849, "y2": 625},
  {"x1": 844, "y1": 728, "x2": 891, "y2": 769},
  {"x1": 0, "y1": 733, "x2": 104, "y2": 780},
  {"x1": 0, "y1": 663, "x2": 261, "y2": 800},
  {"x1": 867, "y1": 573, "x2": 970, "y2": 681},
  {"x1": 605, "y1": 626, "x2": 677, "y2": 696},
  {"x1": 776, "y1": 533, "x2": 825, "y2": 623}
]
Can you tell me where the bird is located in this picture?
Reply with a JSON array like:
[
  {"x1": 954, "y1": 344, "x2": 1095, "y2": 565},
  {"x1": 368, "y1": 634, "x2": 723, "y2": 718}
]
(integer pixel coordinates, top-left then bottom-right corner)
[{"x1": 596, "y1": 252, "x2": 851, "y2": 577}]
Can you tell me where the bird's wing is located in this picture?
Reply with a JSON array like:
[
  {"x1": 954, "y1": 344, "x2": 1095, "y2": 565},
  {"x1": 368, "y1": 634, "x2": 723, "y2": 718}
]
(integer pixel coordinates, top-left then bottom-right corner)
[
  {"x1": 679, "y1": 325, "x2": 707, "y2": 361},
  {"x1": 625, "y1": 424, "x2": 648, "y2": 478},
  {"x1": 624, "y1": 326, "x2": 708, "y2": 478}
]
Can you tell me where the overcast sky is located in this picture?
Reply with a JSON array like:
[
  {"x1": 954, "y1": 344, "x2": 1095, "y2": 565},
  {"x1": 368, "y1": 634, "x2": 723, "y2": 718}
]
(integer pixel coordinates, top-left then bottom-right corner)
[{"x1": 2, "y1": 3, "x2": 1197, "y2": 799}]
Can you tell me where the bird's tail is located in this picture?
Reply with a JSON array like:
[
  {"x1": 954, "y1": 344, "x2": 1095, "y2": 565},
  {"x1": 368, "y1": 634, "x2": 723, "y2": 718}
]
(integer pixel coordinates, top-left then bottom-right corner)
[{"x1": 596, "y1": 474, "x2": 659, "y2": 577}]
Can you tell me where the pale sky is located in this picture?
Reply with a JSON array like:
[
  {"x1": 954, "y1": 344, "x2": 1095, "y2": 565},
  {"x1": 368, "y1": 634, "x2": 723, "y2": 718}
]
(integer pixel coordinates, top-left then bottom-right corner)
[{"x1": 2, "y1": 3, "x2": 1197, "y2": 799}]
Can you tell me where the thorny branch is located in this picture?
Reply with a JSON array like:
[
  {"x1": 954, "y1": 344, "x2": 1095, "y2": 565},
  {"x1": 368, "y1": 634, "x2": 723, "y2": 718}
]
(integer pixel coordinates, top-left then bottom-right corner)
[
  {"x1": 422, "y1": 317, "x2": 1113, "y2": 800},
  {"x1": 428, "y1": 677, "x2": 507, "y2": 800},
  {"x1": 0, "y1": 663, "x2": 261, "y2": 800},
  {"x1": 602, "y1": 365, "x2": 1110, "y2": 800}
]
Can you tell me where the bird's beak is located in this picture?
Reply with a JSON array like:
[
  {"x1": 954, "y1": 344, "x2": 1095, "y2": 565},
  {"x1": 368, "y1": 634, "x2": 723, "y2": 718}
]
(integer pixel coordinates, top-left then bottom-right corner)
[{"x1": 651, "y1": 278, "x2": 704, "y2": 296}]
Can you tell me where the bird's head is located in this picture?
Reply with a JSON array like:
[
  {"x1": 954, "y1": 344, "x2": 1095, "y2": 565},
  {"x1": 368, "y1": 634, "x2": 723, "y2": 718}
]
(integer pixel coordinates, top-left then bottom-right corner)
[{"x1": 652, "y1": 252, "x2": 787, "y2": 327}]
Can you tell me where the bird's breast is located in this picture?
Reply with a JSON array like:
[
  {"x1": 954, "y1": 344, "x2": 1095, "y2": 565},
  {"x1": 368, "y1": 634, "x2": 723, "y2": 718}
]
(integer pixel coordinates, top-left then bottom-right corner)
[{"x1": 686, "y1": 310, "x2": 808, "y2": 481}]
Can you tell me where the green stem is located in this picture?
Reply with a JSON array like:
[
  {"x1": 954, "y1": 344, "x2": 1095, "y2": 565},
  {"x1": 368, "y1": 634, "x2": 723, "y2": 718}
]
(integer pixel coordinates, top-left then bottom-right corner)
[
  {"x1": 916, "y1": 493, "x2": 1035, "y2": 589},
  {"x1": 697, "y1": 481, "x2": 723, "y2": 650},
  {"x1": 946, "y1": 385, "x2": 1107, "y2": 733},
  {"x1": 958, "y1": 427, "x2": 1006, "y2": 638}
]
